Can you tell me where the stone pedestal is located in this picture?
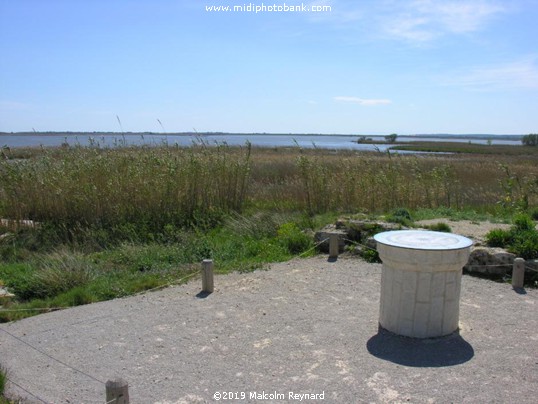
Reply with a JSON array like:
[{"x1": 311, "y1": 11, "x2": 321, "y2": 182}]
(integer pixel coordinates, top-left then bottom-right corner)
[{"x1": 374, "y1": 230, "x2": 472, "y2": 338}]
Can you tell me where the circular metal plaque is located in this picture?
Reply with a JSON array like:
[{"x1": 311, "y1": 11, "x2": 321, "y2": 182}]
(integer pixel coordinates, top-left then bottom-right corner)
[{"x1": 374, "y1": 230, "x2": 473, "y2": 250}]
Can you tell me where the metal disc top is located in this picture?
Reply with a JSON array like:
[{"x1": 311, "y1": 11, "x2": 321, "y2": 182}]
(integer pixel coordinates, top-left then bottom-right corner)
[{"x1": 374, "y1": 230, "x2": 473, "y2": 250}]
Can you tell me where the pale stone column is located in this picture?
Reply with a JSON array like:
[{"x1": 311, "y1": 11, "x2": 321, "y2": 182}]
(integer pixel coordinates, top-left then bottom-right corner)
[{"x1": 375, "y1": 230, "x2": 472, "y2": 338}]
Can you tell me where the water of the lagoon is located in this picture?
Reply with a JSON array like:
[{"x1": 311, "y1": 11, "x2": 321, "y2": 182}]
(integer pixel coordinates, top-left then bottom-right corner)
[{"x1": 0, "y1": 133, "x2": 522, "y2": 152}]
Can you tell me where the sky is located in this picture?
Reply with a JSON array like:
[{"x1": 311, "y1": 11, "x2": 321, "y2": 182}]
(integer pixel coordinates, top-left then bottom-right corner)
[{"x1": 0, "y1": 0, "x2": 537, "y2": 135}]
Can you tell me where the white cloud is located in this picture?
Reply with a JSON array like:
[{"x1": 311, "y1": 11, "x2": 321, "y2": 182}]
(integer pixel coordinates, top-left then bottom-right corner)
[
  {"x1": 334, "y1": 96, "x2": 392, "y2": 105},
  {"x1": 432, "y1": 1, "x2": 505, "y2": 32},
  {"x1": 385, "y1": 15, "x2": 436, "y2": 42},
  {"x1": 302, "y1": 1, "x2": 507, "y2": 44},
  {"x1": 441, "y1": 57, "x2": 538, "y2": 90},
  {"x1": 383, "y1": 0, "x2": 506, "y2": 42}
]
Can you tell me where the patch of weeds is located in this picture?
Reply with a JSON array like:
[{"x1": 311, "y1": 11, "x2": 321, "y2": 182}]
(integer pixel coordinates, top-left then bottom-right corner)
[
  {"x1": 50, "y1": 286, "x2": 97, "y2": 307},
  {"x1": 0, "y1": 365, "x2": 6, "y2": 398},
  {"x1": 277, "y1": 222, "x2": 313, "y2": 255},
  {"x1": 424, "y1": 222, "x2": 452, "y2": 232},
  {"x1": 224, "y1": 212, "x2": 288, "y2": 239},
  {"x1": 360, "y1": 248, "x2": 381, "y2": 263},
  {"x1": 31, "y1": 251, "x2": 96, "y2": 299}
]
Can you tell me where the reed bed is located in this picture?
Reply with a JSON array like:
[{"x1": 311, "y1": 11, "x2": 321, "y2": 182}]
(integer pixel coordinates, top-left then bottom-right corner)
[
  {"x1": 249, "y1": 147, "x2": 538, "y2": 215},
  {"x1": 0, "y1": 143, "x2": 251, "y2": 235}
]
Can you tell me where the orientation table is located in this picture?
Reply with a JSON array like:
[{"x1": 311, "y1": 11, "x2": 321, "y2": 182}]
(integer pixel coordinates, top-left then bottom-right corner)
[{"x1": 374, "y1": 230, "x2": 473, "y2": 338}]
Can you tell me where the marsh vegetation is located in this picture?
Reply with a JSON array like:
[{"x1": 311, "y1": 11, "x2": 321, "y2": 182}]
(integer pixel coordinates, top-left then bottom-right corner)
[{"x1": 0, "y1": 141, "x2": 537, "y2": 322}]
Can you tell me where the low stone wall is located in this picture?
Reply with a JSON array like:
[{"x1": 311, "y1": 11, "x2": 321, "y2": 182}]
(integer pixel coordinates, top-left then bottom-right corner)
[{"x1": 314, "y1": 219, "x2": 537, "y2": 280}]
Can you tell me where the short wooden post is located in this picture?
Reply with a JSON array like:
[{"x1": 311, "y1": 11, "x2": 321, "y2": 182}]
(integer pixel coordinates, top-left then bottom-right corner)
[
  {"x1": 106, "y1": 378, "x2": 129, "y2": 404},
  {"x1": 512, "y1": 257, "x2": 525, "y2": 289},
  {"x1": 202, "y1": 259, "x2": 214, "y2": 293},
  {"x1": 329, "y1": 234, "x2": 339, "y2": 259}
]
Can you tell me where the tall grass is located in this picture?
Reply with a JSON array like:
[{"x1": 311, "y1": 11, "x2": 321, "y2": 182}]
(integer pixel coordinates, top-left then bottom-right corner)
[
  {"x1": 1, "y1": 144, "x2": 537, "y2": 245},
  {"x1": 249, "y1": 148, "x2": 537, "y2": 215},
  {"x1": 0, "y1": 142, "x2": 251, "y2": 239}
]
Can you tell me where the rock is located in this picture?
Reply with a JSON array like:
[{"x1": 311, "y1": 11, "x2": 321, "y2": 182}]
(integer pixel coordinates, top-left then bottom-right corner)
[
  {"x1": 365, "y1": 236, "x2": 377, "y2": 250},
  {"x1": 337, "y1": 219, "x2": 405, "y2": 242},
  {"x1": 0, "y1": 218, "x2": 40, "y2": 231},
  {"x1": 315, "y1": 219, "x2": 405, "y2": 254},
  {"x1": 464, "y1": 247, "x2": 516, "y2": 276}
]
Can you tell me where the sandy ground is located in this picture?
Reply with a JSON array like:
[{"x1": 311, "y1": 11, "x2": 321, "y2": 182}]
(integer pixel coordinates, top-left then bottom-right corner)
[{"x1": 1, "y1": 255, "x2": 537, "y2": 404}]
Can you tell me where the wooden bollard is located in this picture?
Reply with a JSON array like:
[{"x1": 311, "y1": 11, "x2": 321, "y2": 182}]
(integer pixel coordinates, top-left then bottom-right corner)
[
  {"x1": 329, "y1": 234, "x2": 339, "y2": 259},
  {"x1": 106, "y1": 378, "x2": 129, "y2": 404},
  {"x1": 512, "y1": 257, "x2": 525, "y2": 289},
  {"x1": 202, "y1": 259, "x2": 214, "y2": 293}
]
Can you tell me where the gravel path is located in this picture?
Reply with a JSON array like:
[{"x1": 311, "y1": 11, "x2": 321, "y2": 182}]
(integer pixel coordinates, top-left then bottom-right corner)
[{"x1": 1, "y1": 256, "x2": 537, "y2": 404}]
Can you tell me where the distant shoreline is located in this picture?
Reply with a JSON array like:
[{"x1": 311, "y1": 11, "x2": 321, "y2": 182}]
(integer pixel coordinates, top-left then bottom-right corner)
[{"x1": 0, "y1": 131, "x2": 525, "y2": 141}]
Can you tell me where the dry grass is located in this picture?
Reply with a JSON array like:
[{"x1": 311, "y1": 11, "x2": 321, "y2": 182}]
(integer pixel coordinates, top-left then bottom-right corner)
[
  {"x1": 0, "y1": 143, "x2": 251, "y2": 231},
  {"x1": 1, "y1": 144, "x2": 537, "y2": 237},
  {"x1": 248, "y1": 147, "x2": 538, "y2": 214}
]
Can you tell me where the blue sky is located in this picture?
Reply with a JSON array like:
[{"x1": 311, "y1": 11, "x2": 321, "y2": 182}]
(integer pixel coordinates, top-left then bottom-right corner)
[{"x1": 1, "y1": 0, "x2": 537, "y2": 135}]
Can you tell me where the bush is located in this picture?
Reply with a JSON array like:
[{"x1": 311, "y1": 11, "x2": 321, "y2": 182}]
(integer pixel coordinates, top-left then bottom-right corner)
[
  {"x1": 425, "y1": 222, "x2": 452, "y2": 233},
  {"x1": 508, "y1": 230, "x2": 538, "y2": 260},
  {"x1": 277, "y1": 223, "x2": 313, "y2": 254},
  {"x1": 486, "y1": 214, "x2": 538, "y2": 259},
  {"x1": 485, "y1": 228, "x2": 512, "y2": 247},
  {"x1": 387, "y1": 208, "x2": 413, "y2": 226},
  {"x1": 530, "y1": 207, "x2": 538, "y2": 221},
  {"x1": 513, "y1": 213, "x2": 535, "y2": 231},
  {"x1": 360, "y1": 248, "x2": 381, "y2": 263},
  {"x1": 521, "y1": 133, "x2": 538, "y2": 146}
]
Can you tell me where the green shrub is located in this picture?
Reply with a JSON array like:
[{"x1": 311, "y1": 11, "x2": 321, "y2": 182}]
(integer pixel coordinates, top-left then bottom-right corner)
[
  {"x1": 513, "y1": 213, "x2": 535, "y2": 231},
  {"x1": 0, "y1": 365, "x2": 6, "y2": 397},
  {"x1": 485, "y1": 228, "x2": 512, "y2": 247},
  {"x1": 277, "y1": 222, "x2": 313, "y2": 254},
  {"x1": 425, "y1": 222, "x2": 452, "y2": 233},
  {"x1": 387, "y1": 208, "x2": 413, "y2": 226},
  {"x1": 391, "y1": 208, "x2": 412, "y2": 221},
  {"x1": 486, "y1": 214, "x2": 538, "y2": 259},
  {"x1": 508, "y1": 230, "x2": 538, "y2": 260},
  {"x1": 360, "y1": 248, "x2": 381, "y2": 263},
  {"x1": 530, "y1": 207, "x2": 538, "y2": 221}
]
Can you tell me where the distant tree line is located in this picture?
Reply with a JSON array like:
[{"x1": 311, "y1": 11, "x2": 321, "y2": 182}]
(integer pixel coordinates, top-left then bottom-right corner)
[{"x1": 522, "y1": 134, "x2": 538, "y2": 146}]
